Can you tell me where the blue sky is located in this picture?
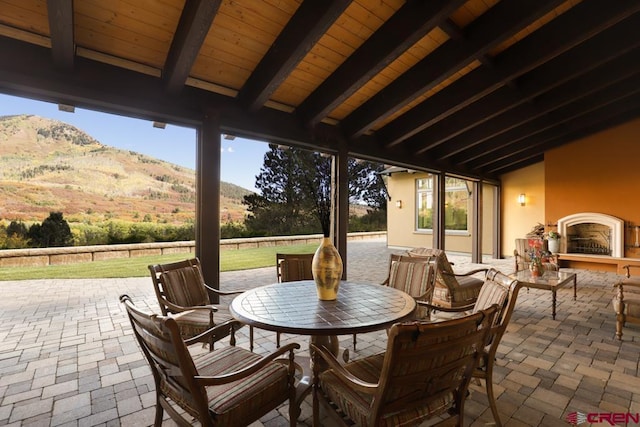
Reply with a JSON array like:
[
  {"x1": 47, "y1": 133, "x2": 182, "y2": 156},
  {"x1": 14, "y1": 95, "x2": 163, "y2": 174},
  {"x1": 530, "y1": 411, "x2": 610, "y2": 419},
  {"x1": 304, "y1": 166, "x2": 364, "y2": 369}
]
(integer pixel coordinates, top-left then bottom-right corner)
[{"x1": 0, "y1": 93, "x2": 270, "y2": 192}]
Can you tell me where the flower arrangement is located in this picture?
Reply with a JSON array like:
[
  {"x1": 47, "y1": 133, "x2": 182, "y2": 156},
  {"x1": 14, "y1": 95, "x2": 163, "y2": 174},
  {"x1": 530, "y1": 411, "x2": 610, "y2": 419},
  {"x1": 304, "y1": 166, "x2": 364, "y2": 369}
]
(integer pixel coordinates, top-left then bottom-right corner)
[
  {"x1": 527, "y1": 239, "x2": 546, "y2": 262},
  {"x1": 527, "y1": 238, "x2": 549, "y2": 276}
]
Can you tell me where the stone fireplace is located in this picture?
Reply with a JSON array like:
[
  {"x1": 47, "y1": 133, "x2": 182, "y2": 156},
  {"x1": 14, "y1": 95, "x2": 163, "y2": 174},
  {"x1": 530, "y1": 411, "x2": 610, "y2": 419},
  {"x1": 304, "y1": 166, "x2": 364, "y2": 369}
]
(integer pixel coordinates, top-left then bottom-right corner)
[{"x1": 557, "y1": 212, "x2": 624, "y2": 257}]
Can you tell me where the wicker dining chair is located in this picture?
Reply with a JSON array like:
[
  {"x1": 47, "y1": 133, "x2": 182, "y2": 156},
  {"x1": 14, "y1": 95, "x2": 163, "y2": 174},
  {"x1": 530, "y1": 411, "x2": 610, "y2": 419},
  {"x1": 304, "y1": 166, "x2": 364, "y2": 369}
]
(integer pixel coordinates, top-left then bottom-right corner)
[
  {"x1": 311, "y1": 305, "x2": 498, "y2": 427},
  {"x1": 148, "y1": 257, "x2": 252, "y2": 351},
  {"x1": 120, "y1": 295, "x2": 300, "y2": 427},
  {"x1": 419, "y1": 268, "x2": 523, "y2": 427}
]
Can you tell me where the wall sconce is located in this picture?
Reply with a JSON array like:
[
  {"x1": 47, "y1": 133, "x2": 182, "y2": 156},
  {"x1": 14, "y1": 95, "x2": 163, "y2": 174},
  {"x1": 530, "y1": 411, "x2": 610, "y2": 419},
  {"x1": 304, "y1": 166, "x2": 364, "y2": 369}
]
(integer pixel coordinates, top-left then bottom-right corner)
[
  {"x1": 395, "y1": 200, "x2": 402, "y2": 209},
  {"x1": 518, "y1": 193, "x2": 526, "y2": 206}
]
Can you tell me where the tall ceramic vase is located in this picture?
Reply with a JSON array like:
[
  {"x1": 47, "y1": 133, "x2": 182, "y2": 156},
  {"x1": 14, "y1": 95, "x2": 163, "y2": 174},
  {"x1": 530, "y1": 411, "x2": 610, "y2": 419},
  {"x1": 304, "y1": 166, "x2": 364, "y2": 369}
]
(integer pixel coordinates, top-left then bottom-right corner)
[
  {"x1": 548, "y1": 238, "x2": 560, "y2": 254},
  {"x1": 312, "y1": 237, "x2": 343, "y2": 300}
]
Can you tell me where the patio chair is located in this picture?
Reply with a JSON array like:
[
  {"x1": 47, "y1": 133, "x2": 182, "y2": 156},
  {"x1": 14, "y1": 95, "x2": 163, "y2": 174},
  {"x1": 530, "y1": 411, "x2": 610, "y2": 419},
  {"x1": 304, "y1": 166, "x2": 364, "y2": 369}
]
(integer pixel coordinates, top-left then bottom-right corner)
[
  {"x1": 419, "y1": 268, "x2": 523, "y2": 427},
  {"x1": 276, "y1": 252, "x2": 314, "y2": 282},
  {"x1": 148, "y1": 257, "x2": 252, "y2": 351},
  {"x1": 613, "y1": 264, "x2": 640, "y2": 340},
  {"x1": 514, "y1": 238, "x2": 558, "y2": 273},
  {"x1": 408, "y1": 247, "x2": 487, "y2": 310},
  {"x1": 382, "y1": 253, "x2": 436, "y2": 319},
  {"x1": 311, "y1": 305, "x2": 498, "y2": 427},
  {"x1": 275, "y1": 253, "x2": 314, "y2": 347},
  {"x1": 120, "y1": 295, "x2": 300, "y2": 427}
]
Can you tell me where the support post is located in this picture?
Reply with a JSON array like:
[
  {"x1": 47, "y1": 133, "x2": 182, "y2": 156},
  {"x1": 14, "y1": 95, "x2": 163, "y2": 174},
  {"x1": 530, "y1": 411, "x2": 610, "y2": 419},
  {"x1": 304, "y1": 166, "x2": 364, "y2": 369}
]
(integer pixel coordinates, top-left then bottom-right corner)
[
  {"x1": 196, "y1": 110, "x2": 222, "y2": 301},
  {"x1": 472, "y1": 181, "x2": 482, "y2": 264},
  {"x1": 433, "y1": 173, "x2": 445, "y2": 250},
  {"x1": 335, "y1": 146, "x2": 349, "y2": 279}
]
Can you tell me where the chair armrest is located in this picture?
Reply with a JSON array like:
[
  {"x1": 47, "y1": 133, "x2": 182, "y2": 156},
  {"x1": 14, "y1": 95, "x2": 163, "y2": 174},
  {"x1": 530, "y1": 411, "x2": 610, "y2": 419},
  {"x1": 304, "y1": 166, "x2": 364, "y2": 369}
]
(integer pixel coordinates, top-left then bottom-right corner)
[
  {"x1": 310, "y1": 343, "x2": 378, "y2": 394},
  {"x1": 417, "y1": 301, "x2": 475, "y2": 313},
  {"x1": 443, "y1": 268, "x2": 488, "y2": 277},
  {"x1": 203, "y1": 283, "x2": 246, "y2": 296},
  {"x1": 160, "y1": 297, "x2": 218, "y2": 314},
  {"x1": 183, "y1": 318, "x2": 240, "y2": 345},
  {"x1": 622, "y1": 265, "x2": 640, "y2": 278},
  {"x1": 614, "y1": 281, "x2": 640, "y2": 290},
  {"x1": 194, "y1": 342, "x2": 300, "y2": 386}
]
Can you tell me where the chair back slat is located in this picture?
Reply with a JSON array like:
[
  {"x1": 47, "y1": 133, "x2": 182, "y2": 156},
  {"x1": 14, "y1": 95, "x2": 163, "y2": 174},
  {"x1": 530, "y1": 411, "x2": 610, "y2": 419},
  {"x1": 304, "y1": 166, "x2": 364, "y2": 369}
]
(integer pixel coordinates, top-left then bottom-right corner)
[{"x1": 276, "y1": 253, "x2": 314, "y2": 282}]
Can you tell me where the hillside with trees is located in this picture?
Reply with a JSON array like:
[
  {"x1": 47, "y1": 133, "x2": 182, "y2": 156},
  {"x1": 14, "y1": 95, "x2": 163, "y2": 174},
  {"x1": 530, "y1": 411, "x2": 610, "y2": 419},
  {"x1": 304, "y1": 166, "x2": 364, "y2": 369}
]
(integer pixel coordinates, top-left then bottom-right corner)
[
  {"x1": 0, "y1": 115, "x2": 386, "y2": 249},
  {"x1": 0, "y1": 114, "x2": 251, "y2": 225}
]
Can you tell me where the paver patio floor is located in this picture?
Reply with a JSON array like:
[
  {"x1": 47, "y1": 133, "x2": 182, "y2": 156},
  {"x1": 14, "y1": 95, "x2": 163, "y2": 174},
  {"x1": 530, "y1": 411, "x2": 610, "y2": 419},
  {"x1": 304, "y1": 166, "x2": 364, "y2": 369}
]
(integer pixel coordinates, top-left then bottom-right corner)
[{"x1": 1, "y1": 238, "x2": 639, "y2": 426}]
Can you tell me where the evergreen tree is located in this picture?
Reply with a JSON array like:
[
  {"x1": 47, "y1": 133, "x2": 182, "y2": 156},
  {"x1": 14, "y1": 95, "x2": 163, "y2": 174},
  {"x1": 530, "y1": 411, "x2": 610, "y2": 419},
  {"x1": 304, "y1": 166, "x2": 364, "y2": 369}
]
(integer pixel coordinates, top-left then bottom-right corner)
[
  {"x1": 243, "y1": 145, "x2": 387, "y2": 236},
  {"x1": 28, "y1": 211, "x2": 73, "y2": 247},
  {"x1": 6, "y1": 220, "x2": 28, "y2": 238}
]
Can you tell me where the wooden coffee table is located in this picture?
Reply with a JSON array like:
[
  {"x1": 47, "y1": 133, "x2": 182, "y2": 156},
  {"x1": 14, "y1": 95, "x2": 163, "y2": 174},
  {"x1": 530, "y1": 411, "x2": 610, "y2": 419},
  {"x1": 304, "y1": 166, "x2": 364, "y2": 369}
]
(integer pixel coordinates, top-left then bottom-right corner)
[{"x1": 511, "y1": 270, "x2": 577, "y2": 320}]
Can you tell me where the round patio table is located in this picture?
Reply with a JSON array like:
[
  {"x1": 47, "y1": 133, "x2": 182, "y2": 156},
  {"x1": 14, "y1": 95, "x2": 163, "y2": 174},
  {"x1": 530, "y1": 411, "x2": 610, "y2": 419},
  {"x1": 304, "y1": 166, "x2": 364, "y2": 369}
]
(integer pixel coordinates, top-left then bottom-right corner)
[
  {"x1": 230, "y1": 280, "x2": 416, "y2": 337},
  {"x1": 230, "y1": 280, "x2": 416, "y2": 418}
]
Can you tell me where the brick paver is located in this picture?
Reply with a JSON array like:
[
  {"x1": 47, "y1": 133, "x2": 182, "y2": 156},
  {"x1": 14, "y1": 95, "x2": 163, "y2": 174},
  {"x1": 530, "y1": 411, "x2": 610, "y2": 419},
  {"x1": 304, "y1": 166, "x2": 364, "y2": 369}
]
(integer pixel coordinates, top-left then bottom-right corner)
[{"x1": 1, "y1": 238, "x2": 639, "y2": 426}]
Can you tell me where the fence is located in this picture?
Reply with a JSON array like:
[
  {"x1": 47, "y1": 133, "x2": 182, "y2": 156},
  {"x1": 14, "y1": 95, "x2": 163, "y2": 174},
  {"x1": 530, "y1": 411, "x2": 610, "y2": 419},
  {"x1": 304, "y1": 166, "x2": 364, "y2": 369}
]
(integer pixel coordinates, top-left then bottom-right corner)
[{"x1": 0, "y1": 232, "x2": 386, "y2": 267}]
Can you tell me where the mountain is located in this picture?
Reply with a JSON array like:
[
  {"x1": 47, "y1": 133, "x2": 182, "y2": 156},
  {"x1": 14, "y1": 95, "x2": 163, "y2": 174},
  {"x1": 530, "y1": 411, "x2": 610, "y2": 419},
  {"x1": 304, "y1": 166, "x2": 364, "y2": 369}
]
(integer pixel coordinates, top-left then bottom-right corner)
[{"x1": 0, "y1": 114, "x2": 253, "y2": 224}]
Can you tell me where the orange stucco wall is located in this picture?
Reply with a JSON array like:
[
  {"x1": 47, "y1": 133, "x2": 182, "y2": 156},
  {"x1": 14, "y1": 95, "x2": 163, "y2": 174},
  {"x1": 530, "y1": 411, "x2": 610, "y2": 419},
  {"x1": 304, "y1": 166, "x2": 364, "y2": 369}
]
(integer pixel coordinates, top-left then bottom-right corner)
[{"x1": 544, "y1": 117, "x2": 640, "y2": 259}]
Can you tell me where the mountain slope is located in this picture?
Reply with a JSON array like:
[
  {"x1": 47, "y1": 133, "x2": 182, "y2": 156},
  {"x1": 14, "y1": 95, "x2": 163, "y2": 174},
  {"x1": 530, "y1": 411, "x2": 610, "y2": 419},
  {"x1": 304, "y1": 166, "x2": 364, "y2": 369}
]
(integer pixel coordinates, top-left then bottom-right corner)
[{"x1": 0, "y1": 114, "x2": 252, "y2": 223}]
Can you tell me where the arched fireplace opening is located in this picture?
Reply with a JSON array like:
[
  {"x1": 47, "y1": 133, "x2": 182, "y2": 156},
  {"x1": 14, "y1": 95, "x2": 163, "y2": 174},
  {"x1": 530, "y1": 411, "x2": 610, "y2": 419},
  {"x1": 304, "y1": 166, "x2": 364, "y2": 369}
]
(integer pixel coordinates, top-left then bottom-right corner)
[{"x1": 557, "y1": 213, "x2": 624, "y2": 258}]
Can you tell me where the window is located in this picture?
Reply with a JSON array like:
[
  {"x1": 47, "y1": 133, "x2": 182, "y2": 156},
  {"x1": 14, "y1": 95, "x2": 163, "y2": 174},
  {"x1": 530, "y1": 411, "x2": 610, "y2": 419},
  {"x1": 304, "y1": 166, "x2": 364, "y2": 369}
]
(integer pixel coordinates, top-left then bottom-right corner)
[
  {"x1": 416, "y1": 175, "x2": 470, "y2": 232},
  {"x1": 416, "y1": 176, "x2": 433, "y2": 230},
  {"x1": 444, "y1": 177, "x2": 469, "y2": 231}
]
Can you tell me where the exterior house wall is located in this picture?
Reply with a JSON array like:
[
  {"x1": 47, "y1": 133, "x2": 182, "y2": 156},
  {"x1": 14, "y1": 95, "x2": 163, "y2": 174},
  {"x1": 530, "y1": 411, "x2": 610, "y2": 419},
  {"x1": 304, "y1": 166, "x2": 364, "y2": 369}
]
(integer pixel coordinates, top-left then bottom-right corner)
[{"x1": 386, "y1": 173, "x2": 495, "y2": 254}]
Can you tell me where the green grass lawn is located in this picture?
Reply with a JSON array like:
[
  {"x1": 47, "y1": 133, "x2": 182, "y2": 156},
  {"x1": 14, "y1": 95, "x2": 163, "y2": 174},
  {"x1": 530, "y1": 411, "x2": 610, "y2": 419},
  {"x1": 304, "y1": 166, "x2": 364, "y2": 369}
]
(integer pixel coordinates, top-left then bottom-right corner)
[{"x1": 0, "y1": 243, "x2": 319, "y2": 280}]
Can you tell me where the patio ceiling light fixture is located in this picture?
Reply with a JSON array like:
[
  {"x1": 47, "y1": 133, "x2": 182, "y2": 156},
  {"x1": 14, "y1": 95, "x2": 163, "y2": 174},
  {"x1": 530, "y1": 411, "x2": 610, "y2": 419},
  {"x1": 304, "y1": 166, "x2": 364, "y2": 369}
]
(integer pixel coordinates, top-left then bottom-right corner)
[{"x1": 58, "y1": 103, "x2": 75, "y2": 113}]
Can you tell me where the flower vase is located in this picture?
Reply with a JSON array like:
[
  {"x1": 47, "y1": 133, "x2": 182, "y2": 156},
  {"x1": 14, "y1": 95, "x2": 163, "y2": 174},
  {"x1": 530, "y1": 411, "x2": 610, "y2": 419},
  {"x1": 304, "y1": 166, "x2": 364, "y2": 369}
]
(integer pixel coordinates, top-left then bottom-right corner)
[
  {"x1": 312, "y1": 237, "x2": 343, "y2": 300},
  {"x1": 530, "y1": 261, "x2": 543, "y2": 277},
  {"x1": 548, "y1": 238, "x2": 560, "y2": 254}
]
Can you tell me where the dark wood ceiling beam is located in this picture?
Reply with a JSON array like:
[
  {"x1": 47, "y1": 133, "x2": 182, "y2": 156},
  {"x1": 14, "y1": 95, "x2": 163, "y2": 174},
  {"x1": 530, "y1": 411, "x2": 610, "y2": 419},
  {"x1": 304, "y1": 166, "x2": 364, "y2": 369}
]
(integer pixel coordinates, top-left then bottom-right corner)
[
  {"x1": 450, "y1": 49, "x2": 640, "y2": 165},
  {"x1": 342, "y1": 0, "x2": 567, "y2": 139},
  {"x1": 376, "y1": 0, "x2": 640, "y2": 148},
  {"x1": 411, "y1": 29, "x2": 640, "y2": 158},
  {"x1": 472, "y1": 88, "x2": 640, "y2": 171},
  {"x1": 163, "y1": 0, "x2": 221, "y2": 95},
  {"x1": 439, "y1": 19, "x2": 464, "y2": 40},
  {"x1": 296, "y1": 0, "x2": 465, "y2": 128},
  {"x1": 237, "y1": 0, "x2": 351, "y2": 112},
  {"x1": 47, "y1": 0, "x2": 75, "y2": 70},
  {"x1": 485, "y1": 104, "x2": 640, "y2": 175}
]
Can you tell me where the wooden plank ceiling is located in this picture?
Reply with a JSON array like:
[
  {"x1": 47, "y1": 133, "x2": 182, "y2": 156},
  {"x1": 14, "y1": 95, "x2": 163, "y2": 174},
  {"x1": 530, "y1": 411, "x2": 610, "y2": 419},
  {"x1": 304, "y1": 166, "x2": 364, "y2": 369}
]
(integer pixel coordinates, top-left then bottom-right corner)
[{"x1": 0, "y1": 0, "x2": 638, "y2": 181}]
